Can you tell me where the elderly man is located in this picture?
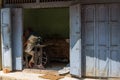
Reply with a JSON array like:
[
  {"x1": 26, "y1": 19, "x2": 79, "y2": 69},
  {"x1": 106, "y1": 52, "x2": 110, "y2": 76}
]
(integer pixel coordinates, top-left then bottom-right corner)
[{"x1": 23, "y1": 28, "x2": 44, "y2": 69}]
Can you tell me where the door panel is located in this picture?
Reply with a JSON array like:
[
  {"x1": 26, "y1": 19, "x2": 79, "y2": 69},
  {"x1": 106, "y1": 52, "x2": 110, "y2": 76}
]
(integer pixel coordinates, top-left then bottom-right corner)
[
  {"x1": 109, "y1": 4, "x2": 119, "y2": 21},
  {"x1": 82, "y1": 5, "x2": 96, "y2": 76},
  {"x1": 109, "y1": 22, "x2": 120, "y2": 77},
  {"x1": 109, "y1": 51, "x2": 120, "y2": 77},
  {"x1": 97, "y1": 47, "x2": 108, "y2": 77},
  {"x1": 70, "y1": 4, "x2": 82, "y2": 77},
  {"x1": 96, "y1": 4, "x2": 108, "y2": 22},
  {"x1": 110, "y1": 22, "x2": 120, "y2": 45},
  {"x1": 97, "y1": 22, "x2": 109, "y2": 77},
  {"x1": 96, "y1": 5, "x2": 109, "y2": 75},
  {"x1": 12, "y1": 8, "x2": 23, "y2": 70},
  {"x1": 84, "y1": 23, "x2": 94, "y2": 45},
  {"x1": 84, "y1": 47, "x2": 95, "y2": 76},
  {"x1": 109, "y1": 4, "x2": 120, "y2": 77},
  {"x1": 1, "y1": 8, "x2": 12, "y2": 71},
  {"x1": 98, "y1": 22, "x2": 108, "y2": 45},
  {"x1": 84, "y1": 22, "x2": 95, "y2": 76},
  {"x1": 84, "y1": 5, "x2": 95, "y2": 22}
]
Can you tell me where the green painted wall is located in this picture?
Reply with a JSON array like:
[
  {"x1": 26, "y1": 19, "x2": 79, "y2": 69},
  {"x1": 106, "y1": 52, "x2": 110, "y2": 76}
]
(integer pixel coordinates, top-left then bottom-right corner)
[{"x1": 24, "y1": 8, "x2": 69, "y2": 39}]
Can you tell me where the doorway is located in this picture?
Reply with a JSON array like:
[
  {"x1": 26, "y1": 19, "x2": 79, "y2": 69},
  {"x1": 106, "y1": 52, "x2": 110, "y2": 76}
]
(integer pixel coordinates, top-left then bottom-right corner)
[{"x1": 22, "y1": 8, "x2": 70, "y2": 70}]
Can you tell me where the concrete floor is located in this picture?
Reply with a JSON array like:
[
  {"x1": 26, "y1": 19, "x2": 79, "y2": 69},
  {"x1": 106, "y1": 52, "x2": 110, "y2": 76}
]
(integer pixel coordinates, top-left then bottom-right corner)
[
  {"x1": 0, "y1": 70, "x2": 119, "y2": 80},
  {"x1": 0, "y1": 63, "x2": 119, "y2": 80},
  {"x1": 0, "y1": 71, "x2": 79, "y2": 80}
]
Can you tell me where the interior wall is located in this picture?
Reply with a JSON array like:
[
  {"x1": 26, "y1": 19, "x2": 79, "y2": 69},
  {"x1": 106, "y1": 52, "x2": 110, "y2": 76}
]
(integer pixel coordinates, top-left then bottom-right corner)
[
  {"x1": 0, "y1": 1, "x2": 2, "y2": 7},
  {"x1": 23, "y1": 8, "x2": 69, "y2": 39}
]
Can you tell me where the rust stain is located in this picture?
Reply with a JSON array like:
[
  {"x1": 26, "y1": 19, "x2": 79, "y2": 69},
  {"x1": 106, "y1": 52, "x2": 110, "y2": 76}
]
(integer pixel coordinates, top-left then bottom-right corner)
[{"x1": 3, "y1": 68, "x2": 10, "y2": 73}]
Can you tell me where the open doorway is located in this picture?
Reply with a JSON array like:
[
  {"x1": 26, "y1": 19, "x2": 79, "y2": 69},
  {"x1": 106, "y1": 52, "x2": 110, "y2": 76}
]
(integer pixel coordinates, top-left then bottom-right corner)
[
  {"x1": 22, "y1": 8, "x2": 70, "y2": 71},
  {"x1": 1, "y1": 3, "x2": 82, "y2": 78}
]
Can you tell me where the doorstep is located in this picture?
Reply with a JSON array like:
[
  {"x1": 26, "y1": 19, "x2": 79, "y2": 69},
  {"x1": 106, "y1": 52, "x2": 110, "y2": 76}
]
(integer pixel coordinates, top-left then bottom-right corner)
[{"x1": 0, "y1": 71, "x2": 77, "y2": 80}]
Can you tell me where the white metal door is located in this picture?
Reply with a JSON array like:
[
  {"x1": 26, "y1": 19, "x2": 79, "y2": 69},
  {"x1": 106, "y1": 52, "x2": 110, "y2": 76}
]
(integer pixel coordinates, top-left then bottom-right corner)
[
  {"x1": 12, "y1": 8, "x2": 23, "y2": 70},
  {"x1": 70, "y1": 4, "x2": 82, "y2": 77},
  {"x1": 109, "y1": 4, "x2": 120, "y2": 77},
  {"x1": 1, "y1": 8, "x2": 12, "y2": 71},
  {"x1": 82, "y1": 4, "x2": 120, "y2": 77},
  {"x1": 82, "y1": 5, "x2": 97, "y2": 77},
  {"x1": 0, "y1": 9, "x2": 2, "y2": 70}
]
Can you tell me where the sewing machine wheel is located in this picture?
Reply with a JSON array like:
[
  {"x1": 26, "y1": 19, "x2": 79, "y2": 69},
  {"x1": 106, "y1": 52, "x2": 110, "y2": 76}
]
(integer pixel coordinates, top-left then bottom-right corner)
[
  {"x1": 37, "y1": 51, "x2": 48, "y2": 66},
  {"x1": 42, "y1": 52, "x2": 48, "y2": 66}
]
